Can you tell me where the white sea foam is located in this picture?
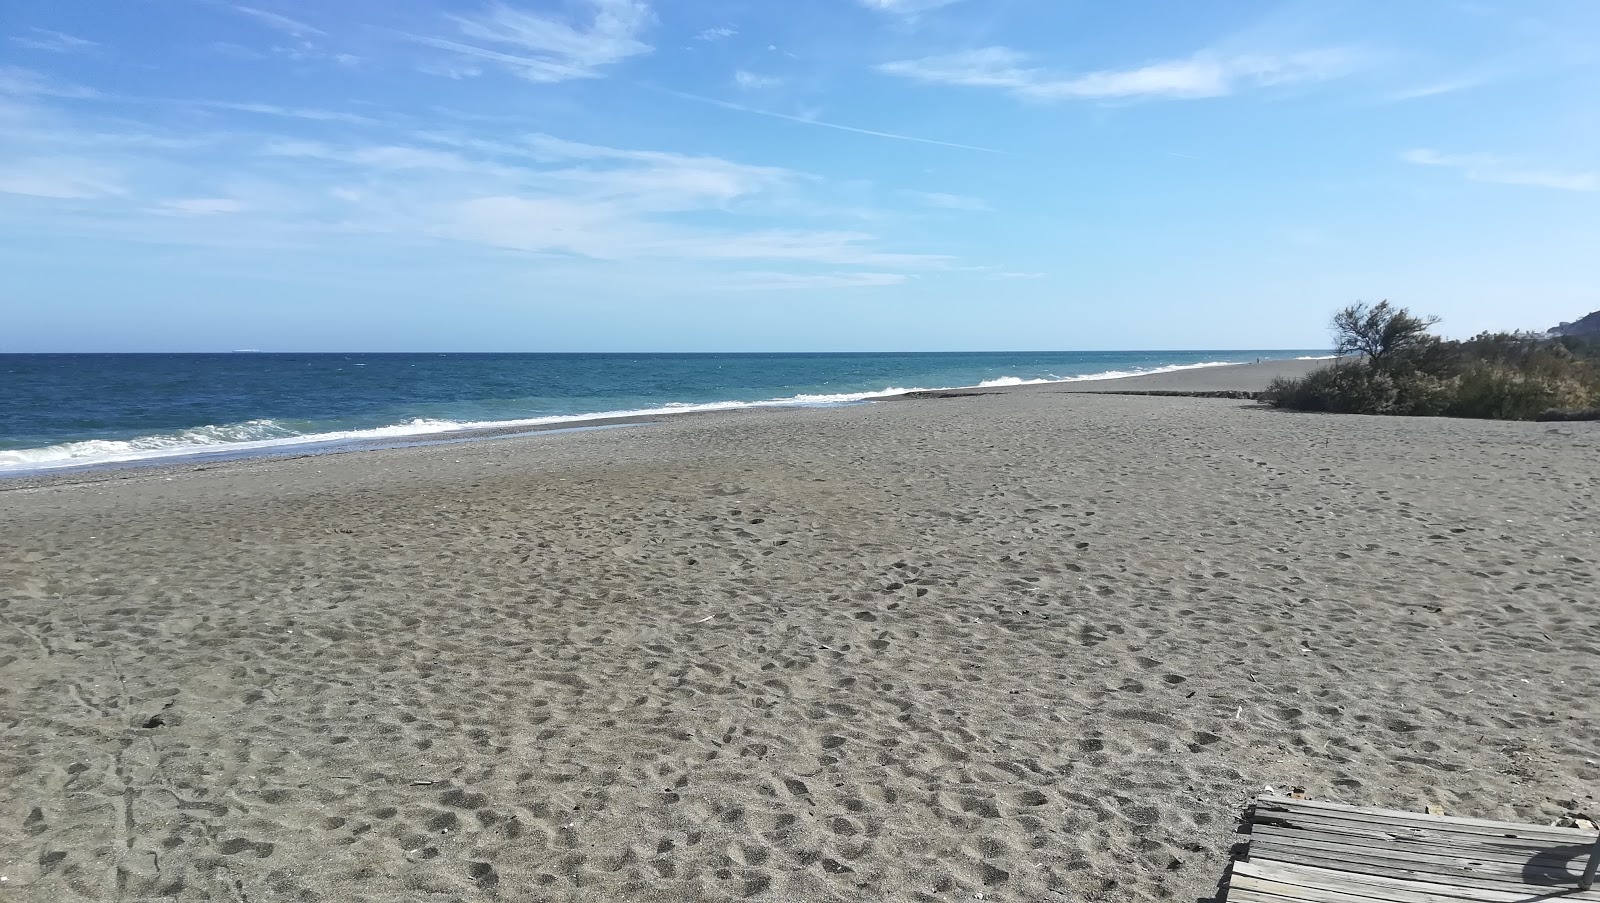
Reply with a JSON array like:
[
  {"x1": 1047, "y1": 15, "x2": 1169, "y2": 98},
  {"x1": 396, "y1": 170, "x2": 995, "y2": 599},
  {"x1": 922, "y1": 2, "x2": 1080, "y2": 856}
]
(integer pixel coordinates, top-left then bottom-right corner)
[
  {"x1": 1295, "y1": 355, "x2": 1339, "y2": 360},
  {"x1": 0, "y1": 418, "x2": 461, "y2": 474},
  {"x1": 0, "y1": 359, "x2": 1256, "y2": 476}
]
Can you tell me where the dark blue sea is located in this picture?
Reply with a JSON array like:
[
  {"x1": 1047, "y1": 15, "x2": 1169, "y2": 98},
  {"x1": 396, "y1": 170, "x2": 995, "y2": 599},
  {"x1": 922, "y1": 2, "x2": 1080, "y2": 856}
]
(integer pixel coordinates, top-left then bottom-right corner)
[{"x1": 0, "y1": 351, "x2": 1328, "y2": 474}]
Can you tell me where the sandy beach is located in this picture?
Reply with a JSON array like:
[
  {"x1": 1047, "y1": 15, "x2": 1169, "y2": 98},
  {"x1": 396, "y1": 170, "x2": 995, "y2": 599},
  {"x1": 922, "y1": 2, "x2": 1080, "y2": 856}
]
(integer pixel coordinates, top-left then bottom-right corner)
[{"x1": 2, "y1": 361, "x2": 1597, "y2": 902}]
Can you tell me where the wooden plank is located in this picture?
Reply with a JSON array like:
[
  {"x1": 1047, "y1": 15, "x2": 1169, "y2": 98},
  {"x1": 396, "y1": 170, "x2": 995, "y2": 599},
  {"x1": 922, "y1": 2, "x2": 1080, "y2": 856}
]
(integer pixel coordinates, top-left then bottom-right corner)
[
  {"x1": 1250, "y1": 823, "x2": 1590, "y2": 867},
  {"x1": 1249, "y1": 836, "x2": 1582, "y2": 886},
  {"x1": 1234, "y1": 861, "x2": 1498, "y2": 902},
  {"x1": 1224, "y1": 890, "x2": 1329, "y2": 903},
  {"x1": 1252, "y1": 808, "x2": 1594, "y2": 853},
  {"x1": 1249, "y1": 830, "x2": 1576, "y2": 879},
  {"x1": 1250, "y1": 823, "x2": 1587, "y2": 863},
  {"x1": 1239, "y1": 859, "x2": 1600, "y2": 902},
  {"x1": 1231, "y1": 870, "x2": 1511, "y2": 903},
  {"x1": 1250, "y1": 844, "x2": 1592, "y2": 896},
  {"x1": 1253, "y1": 796, "x2": 1583, "y2": 842},
  {"x1": 1252, "y1": 810, "x2": 1586, "y2": 853},
  {"x1": 1256, "y1": 796, "x2": 1595, "y2": 844},
  {"x1": 1234, "y1": 859, "x2": 1600, "y2": 903}
]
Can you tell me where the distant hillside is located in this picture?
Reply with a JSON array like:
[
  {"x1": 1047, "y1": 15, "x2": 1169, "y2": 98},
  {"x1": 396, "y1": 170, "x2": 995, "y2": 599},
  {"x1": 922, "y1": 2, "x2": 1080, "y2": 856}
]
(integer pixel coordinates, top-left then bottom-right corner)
[{"x1": 1550, "y1": 310, "x2": 1600, "y2": 337}]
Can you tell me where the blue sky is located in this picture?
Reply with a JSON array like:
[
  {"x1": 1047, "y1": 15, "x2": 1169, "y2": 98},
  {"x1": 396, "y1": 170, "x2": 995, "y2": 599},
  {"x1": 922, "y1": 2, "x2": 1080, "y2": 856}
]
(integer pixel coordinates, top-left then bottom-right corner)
[{"x1": 1, "y1": 0, "x2": 1596, "y2": 352}]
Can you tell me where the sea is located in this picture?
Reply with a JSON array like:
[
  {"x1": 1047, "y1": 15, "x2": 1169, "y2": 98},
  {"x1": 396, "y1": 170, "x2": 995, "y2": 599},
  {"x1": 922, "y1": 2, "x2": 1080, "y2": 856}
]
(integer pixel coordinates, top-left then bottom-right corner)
[{"x1": 0, "y1": 351, "x2": 1330, "y2": 476}]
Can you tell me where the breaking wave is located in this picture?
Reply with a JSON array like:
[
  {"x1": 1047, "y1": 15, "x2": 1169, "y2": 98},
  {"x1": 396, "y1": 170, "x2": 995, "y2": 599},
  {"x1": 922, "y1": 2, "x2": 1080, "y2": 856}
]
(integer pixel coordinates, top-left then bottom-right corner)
[{"x1": 0, "y1": 359, "x2": 1251, "y2": 475}]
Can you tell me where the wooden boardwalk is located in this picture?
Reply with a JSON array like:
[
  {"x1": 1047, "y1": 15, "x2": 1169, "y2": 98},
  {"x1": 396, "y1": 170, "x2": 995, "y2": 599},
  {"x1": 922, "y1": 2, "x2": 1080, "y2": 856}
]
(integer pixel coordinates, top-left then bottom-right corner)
[{"x1": 1226, "y1": 794, "x2": 1600, "y2": 902}]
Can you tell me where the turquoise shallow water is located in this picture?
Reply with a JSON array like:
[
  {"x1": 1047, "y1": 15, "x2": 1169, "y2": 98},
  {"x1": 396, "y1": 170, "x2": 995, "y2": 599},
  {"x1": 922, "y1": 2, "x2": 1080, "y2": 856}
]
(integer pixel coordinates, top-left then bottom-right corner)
[{"x1": 0, "y1": 350, "x2": 1325, "y2": 473}]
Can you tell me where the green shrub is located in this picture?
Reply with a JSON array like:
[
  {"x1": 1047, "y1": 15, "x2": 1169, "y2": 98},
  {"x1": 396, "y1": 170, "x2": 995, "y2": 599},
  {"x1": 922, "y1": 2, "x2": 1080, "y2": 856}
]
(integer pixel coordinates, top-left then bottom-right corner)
[
  {"x1": 1263, "y1": 361, "x2": 1451, "y2": 416},
  {"x1": 1446, "y1": 363, "x2": 1597, "y2": 420},
  {"x1": 1266, "y1": 302, "x2": 1600, "y2": 421}
]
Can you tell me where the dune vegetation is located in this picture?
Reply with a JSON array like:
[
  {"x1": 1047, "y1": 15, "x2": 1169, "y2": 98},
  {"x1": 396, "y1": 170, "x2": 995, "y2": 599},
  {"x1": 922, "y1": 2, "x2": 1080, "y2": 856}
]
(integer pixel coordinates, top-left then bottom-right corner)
[{"x1": 1263, "y1": 301, "x2": 1600, "y2": 420}]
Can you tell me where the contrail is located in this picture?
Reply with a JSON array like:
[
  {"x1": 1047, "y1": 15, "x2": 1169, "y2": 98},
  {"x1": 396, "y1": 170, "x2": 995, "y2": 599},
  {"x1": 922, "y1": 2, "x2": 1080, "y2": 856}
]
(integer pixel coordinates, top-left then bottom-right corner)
[{"x1": 644, "y1": 84, "x2": 1017, "y2": 156}]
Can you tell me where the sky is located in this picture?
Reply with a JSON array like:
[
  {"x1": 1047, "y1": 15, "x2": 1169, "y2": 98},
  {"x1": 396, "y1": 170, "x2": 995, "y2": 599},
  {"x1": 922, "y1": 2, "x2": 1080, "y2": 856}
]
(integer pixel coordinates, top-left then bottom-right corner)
[{"x1": 1, "y1": 0, "x2": 1597, "y2": 352}]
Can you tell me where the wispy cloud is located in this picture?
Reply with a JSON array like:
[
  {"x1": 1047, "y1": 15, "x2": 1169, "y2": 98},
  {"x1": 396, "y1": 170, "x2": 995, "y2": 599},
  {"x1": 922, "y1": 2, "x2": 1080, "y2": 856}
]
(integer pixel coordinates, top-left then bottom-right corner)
[
  {"x1": 10, "y1": 28, "x2": 98, "y2": 53},
  {"x1": 412, "y1": 132, "x2": 794, "y2": 204},
  {"x1": 451, "y1": 198, "x2": 943, "y2": 267},
  {"x1": 195, "y1": 101, "x2": 384, "y2": 126},
  {"x1": 233, "y1": 5, "x2": 326, "y2": 38},
  {"x1": 1402, "y1": 149, "x2": 1597, "y2": 192},
  {"x1": 858, "y1": 0, "x2": 962, "y2": 15},
  {"x1": 713, "y1": 271, "x2": 909, "y2": 290},
  {"x1": 901, "y1": 189, "x2": 990, "y2": 211},
  {"x1": 0, "y1": 66, "x2": 102, "y2": 99},
  {"x1": 417, "y1": 0, "x2": 652, "y2": 83},
  {"x1": 262, "y1": 140, "x2": 502, "y2": 174},
  {"x1": 1385, "y1": 77, "x2": 1489, "y2": 102},
  {"x1": 248, "y1": 129, "x2": 942, "y2": 266},
  {"x1": 879, "y1": 47, "x2": 1357, "y2": 100},
  {"x1": 650, "y1": 86, "x2": 1013, "y2": 155},
  {"x1": 733, "y1": 70, "x2": 784, "y2": 90},
  {"x1": 224, "y1": 7, "x2": 364, "y2": 67},
  {"x1": 156, "y1": 197, "x2": 248, "y2": 216},
  {"x1": 2, "y1": 71, "x2": 961, "y2": 280},
  {"x1": 0, "y1": 158, "x2": 123, "y2": 199},
  {"x1": 696, "y1": 26, "x2": 736, "y2": 42}
]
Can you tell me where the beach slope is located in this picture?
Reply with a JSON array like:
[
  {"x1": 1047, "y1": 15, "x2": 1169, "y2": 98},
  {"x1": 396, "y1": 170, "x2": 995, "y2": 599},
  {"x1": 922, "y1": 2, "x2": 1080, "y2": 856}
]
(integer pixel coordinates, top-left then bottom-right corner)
[{"x1": 1, "y1": 385, "x2": 1595, "y2": 902}]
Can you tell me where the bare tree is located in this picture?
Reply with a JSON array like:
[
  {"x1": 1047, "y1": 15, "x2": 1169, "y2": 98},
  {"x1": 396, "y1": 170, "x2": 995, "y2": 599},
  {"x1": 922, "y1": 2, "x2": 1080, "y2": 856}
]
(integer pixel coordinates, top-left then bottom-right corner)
[{"x1": 1332, "y1": 301, "x2": 1441, "y2": 369}]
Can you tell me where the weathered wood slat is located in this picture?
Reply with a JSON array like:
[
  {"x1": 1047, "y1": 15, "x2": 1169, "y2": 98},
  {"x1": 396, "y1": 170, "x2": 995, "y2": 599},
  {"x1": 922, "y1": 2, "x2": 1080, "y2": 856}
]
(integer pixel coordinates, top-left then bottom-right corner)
[
  {"x1": 1228, "y1": 795, "x2": 1600, "y2": 903},
  {"x1": 1249, "y1": 830, "x2": 1578, "y2": 879},
  {"x1": 1250, "y1": 809, "x2": 1594, "y2": 856},
  {"x1": 1234, "y1": 859, "x2": 1600, "y2": 903},
  {"x1": 1252, "y1": 843, "x2": 1583, "y2": 894},
  {"x1": 1252, "y1": 808, "x2": 1587, "y2": 852},
  {"x1": 1249, "y1": 837, "x2": 1582, "y2": 887},
  {"x1": 1232, "y1": 870, "x2": 1505, "y2": 903},
  {"x1": 1256, "y1": 796, "x2": 1594, "y2": 844},
  {"x1": 1220, "y1": 889, "x2": 1328, "y2": 903},
  {"x1": 1250, "y1": 823, "x2": 1587, "y2": 863}
]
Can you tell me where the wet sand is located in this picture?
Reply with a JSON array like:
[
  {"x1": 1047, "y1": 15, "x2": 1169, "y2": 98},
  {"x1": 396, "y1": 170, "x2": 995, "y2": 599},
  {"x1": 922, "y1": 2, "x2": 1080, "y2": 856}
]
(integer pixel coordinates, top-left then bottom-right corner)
[{"x1": 2, "y1": 363, "x2": 1597, "y2": 902}]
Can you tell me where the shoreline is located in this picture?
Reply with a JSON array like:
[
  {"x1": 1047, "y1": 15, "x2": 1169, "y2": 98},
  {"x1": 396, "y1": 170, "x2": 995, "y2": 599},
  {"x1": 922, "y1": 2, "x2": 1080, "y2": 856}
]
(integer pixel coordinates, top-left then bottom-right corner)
[
  {"x1": 2, "y1": 376, "x2": 1594, "y2": 902},
  {"x1": 0, "y1": 358, "x2": 1331, "y2": 486}
]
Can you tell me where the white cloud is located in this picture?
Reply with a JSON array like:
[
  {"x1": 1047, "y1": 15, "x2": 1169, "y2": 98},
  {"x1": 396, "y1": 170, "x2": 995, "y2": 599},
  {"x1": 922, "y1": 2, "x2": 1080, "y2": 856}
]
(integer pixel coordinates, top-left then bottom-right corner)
[
  {"x1": 879, "y1": 47, "x2": 1356, "y2": 101},
  {"x1": 419, "y1": 0, "x2": 651, "y2": 83},
  {"x1": 261, "y1": 140, "x2": 524, "y2": 180},
  {"x1": 216, "y1": 12, "x2": 363, "y2": 68},
  {"x1": 417, "y1": 61, "x2": 484, "y2": 79},
  {"x1": 733, "y1": 70, "x2": 784, "y2": 90},
  {"x1": 157, "y1": 197, "x2": 247, "y2": 216},
  {"x1": 901, "y1": 189, "x2": 990, "y2": 211},
  {"x1": 697, "y1": 26, "x2": 737, "y2": 42},
  {"x1": 714, "y1": 271, "x2": 909, "y2": 290},
  {"x1": 0, "y1": 158, "x2": 122, "y2": 198},
  {"x1": 408, "y1": 131, "x2": 794, "y2": 209},
  {"x1": 859, "y1": 0, "x2": 962, "y2": 15},
  {"x1": 1402, "y1": 149, "x2": 1597, "y2": 192},
  {"x1": 233, "y1": 6, "x2": 326, "y2": 38},
  {"x1": 11, "y1": 28, "x2": 98, "y2": 53},
  {"x1": 0, "y1": 81, "x2": 958, "y2": 278},
  {"x1": 197, "y1": 101, "x2": 382, "y2": 125},
  {"x1": 449, "y1": 195, "x2": 945, "y2": 266},
  {"x1": 652, "y1": 86, "x2": 1011, "y2": 154},
  {"x1": 1385, "y1": 77, "x2": 1489, "y2": 103},
  {"x1": 0, "y1": 66, "x2": 101, "y2": 99}
]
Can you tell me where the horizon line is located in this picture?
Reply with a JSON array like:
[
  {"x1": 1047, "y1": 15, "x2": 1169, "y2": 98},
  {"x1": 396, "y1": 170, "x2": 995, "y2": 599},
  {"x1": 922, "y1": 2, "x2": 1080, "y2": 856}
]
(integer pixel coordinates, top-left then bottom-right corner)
[{"x1": 0, "y1": 348, "x2": 1336, "y2": 355}]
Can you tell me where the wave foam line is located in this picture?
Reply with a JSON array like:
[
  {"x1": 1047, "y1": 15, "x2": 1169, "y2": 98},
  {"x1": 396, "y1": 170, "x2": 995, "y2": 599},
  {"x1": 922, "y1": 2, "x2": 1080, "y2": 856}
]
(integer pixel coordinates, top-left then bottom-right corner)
[
  {"x1": 975, "y1": 359, "x2": 1241, "y2": 387},
  {"x1": 0, "y1": 359, "x2": 1253, "y2": 475}
]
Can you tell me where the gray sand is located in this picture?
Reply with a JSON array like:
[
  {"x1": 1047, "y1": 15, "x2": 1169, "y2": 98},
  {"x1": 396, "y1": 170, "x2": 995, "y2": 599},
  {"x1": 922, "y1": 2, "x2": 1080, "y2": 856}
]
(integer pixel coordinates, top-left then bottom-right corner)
[{"x1": 2, "y1": 379, "x2": 1597, "y2": 902}]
